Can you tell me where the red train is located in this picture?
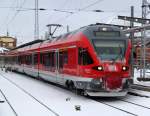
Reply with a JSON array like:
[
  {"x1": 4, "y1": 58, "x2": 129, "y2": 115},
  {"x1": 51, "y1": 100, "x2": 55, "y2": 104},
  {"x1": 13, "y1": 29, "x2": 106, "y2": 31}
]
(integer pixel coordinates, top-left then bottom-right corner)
[{"x1": 4, "y1": 24, "x2": 133, "y2": 97}]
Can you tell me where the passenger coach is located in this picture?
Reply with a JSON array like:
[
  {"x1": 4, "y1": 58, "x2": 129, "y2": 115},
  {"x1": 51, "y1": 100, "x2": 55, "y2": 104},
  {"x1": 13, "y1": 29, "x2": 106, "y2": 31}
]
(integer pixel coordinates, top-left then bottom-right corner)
[{"x1": 5, "y1": 24, "x2": 133, "y2": 97}]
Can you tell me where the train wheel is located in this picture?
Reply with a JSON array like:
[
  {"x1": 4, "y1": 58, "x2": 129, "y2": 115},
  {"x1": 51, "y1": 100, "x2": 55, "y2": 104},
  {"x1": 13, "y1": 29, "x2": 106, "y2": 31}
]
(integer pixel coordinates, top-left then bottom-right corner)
[{"x1": 66, "y1": 80, "x2": 75, "y2": 90}]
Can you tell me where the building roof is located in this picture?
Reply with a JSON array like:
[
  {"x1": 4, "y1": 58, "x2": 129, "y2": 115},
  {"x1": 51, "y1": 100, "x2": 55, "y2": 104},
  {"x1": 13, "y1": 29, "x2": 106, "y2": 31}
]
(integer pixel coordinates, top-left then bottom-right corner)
[{"x1": 0, "y1": 47, "x2": 9, "y2": 53}]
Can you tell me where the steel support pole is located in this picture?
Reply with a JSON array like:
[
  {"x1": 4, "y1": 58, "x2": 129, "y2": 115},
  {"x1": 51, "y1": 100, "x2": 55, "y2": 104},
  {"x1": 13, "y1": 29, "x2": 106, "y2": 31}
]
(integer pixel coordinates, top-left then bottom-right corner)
[
  {"x1": 141, "y1": 0, "x2": 147, "y2": 78},
  {"x1": 130, "y1": 6, "x2": 134, "y2": 77},
  {"x1": 34, "y1": 0, "x2": 39, "y2": 40}
]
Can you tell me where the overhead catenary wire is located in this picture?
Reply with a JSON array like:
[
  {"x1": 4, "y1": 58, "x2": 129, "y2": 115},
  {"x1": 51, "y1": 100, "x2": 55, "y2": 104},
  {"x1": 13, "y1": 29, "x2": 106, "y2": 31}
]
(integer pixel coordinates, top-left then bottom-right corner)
[
  {"x1": 80, "y1": 0, "x2": 104, "y2": 10},
  {"x1": 40, "y1": 0, "x2": 105, "y2": 39},
  {"x1": 6, "y1": 0, "x2": 27, "y2": 27},
  {"x1": 0, "y1": 6, "x2": 20, "y2": 9},
  {"x1": 0, "y1": 0, "x2": 27, "y2": 43},
  {"x1": 2, "y1": 0, "x2": 131, "y2": 42},
  {"x1": 0, "y1": 6, "x2": 142, "y2": 13},
  {"x1": 12, "y1": 0, "x2": 71, "y2": 41},
  {"x1": 0, "y1": 0, "x2": 17, "y2": 31},
  {"x1": 39, "y1": 0, "x2": 71, "y2": 35},
  {"x1": 51, "y1": 0, "x2": 105, "y2": 24},
  {"x1": 40, "y1": 0, "x2": 105, "y2": 34}
]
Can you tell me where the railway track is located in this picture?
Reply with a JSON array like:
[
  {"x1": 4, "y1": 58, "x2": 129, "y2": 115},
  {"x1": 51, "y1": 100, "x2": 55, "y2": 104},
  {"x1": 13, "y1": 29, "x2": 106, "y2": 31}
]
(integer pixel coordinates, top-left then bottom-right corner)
[
  {"x1": 92, "y1": 91, "x2": 150, "y2": 116},
  {"x1": 0, "y1": 71, "x2": 135, "y2": 116},
  {"x1": 0, "y1": 73, "x2": 59, "y2": 116},
  {"x1": 93, "y1": 99, "x2": 138, "y2": 116},
  {"x1": 131, "y1": 84, "x2": 150, "y2": 92},
  {"x1": 0, "y1": 89, "x2": 18, "y2": 116},
  {"x1": 93, "y1": 97, "x2": 150, "y2": 116},
  {"x1": 1, "y1": 71, "x2": 150, "y2": 116}
]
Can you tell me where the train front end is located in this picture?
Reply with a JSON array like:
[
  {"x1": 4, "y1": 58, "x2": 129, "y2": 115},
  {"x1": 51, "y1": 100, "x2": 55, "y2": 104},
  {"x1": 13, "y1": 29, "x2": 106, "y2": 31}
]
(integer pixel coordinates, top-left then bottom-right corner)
[{"x1": 80, "y1": 25, "x2": 133, "y2": 97}]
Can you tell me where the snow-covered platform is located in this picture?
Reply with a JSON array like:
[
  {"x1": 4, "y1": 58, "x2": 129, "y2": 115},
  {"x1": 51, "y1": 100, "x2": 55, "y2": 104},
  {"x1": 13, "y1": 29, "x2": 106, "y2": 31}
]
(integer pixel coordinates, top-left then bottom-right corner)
[
  {"x1": 1, "y1": 70, "x2": 150, "y2": 116},
  {"x1": 134, "y1": 69, "x2": 150, "y2": 87}
]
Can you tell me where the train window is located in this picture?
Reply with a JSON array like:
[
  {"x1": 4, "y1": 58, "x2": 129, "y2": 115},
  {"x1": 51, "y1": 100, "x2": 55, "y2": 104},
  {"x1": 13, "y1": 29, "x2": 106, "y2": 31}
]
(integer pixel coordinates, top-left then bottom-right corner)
[
  {"x1": 22, "y1": 55, "x2": 24, "y2": 64},
  {"x1": 25, "y1": 55, "x2": 27, "y2": 65},
  {"x1": 15, "y1": 57, "x2": 17, "y2": 64},
  {"x1": 40, "y1": 51, "x2": 56, "y2": 69},
  {"x1": 40, "y1": 52, "x2": 55, "y2": 68},
  {"x1": 63, "y1": 51, "x2": 68, "y2": 64},
  {"x1": 59, "y1": 51, "x2": 68, "y2": 68},
  {"x1": 59, "y1": 52, "x2": 63, "y2": 68},
  {"x1": 78, "y1": 48, "x2": 93, "y2": 65},
  {"x1": 18, "y1": 56, "x2": 21, "y2": 64},
  {"x1": 25, "y1": 55, "x2": 32, "y2": 65},
  {"x1": 15, "y1": 56, "x2": 18, "y2": 64},
  {"x1": 8, "y1": 57, "x2": 10, "y2": 64},
  {"x1": 25, "y1": 56, "x2": 27, "y2": 64},
  {"x1": 12, "y1": 56, "x2": 15, "y2": 64},
  {"x1": 43, "y1": 52, "x2": 50, "y2": 67},
  {"x1": 34, "y1": 54, "x2": 38, "y2": 65},
  {"x1": 18, "y1": 55, "x2": 24, "y2": 65},
  {"x1": 40, "y1": 53, "x2": 43, "y2": 64},
  {"x1": 50, "y1": 52, "x2": 55, "y2": 67},
  {"x1": 93, "y1": 40, "x2": 125, "y2": 61}
]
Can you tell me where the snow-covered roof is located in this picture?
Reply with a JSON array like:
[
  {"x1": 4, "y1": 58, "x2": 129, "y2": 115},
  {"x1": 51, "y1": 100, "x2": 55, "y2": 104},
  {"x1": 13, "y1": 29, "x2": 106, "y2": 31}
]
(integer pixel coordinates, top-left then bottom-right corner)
[{"x1": 0, "y1": 47, "x2": 9, "y2": 53}]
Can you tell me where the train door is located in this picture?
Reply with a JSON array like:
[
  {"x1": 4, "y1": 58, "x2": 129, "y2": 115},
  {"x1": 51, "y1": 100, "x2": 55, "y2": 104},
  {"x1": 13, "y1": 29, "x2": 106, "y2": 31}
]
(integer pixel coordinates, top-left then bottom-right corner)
[
  {"x1": 55, "y1": 50, "x2": 59, "y2": 83},
  {"x1": 33, "y1": 52, "x2": 39, "y2": 77},
  {"x1": 39, "y1": 50, "x2": 57, "y2": 83},
  {"x1": 58, "y1": 50, "x2": 64, "y2": 73},
  {"x1": 56, "y1": 49, "x2": 66, "y2": 85}
]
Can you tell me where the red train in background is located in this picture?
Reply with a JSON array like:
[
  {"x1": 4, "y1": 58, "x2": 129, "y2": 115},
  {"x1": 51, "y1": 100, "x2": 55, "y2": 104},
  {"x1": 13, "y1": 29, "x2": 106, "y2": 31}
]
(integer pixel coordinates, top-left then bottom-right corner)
[{"x1": 4, "y1": 24, "x2": 133, "y2": 97}]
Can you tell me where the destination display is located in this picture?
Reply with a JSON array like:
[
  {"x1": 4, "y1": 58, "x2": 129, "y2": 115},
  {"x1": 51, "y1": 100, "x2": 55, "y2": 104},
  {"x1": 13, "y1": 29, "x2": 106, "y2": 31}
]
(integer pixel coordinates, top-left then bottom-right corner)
[{"x1": 94, "y1": 31, "x2": 120, "y2": 37}]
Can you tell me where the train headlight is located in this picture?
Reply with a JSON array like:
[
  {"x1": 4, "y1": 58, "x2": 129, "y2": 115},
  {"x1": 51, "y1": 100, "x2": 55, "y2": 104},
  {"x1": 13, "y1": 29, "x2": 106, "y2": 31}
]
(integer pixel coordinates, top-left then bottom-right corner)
[
  {"x1": 122, "y1": 66, "x2": 128, "y2": 71},
  {"x1": 98, "y1": 66, "x2": 103, "y2": 71},
  {"x1": 92, "y1": 66, "x2": 103, "y2": 71}
]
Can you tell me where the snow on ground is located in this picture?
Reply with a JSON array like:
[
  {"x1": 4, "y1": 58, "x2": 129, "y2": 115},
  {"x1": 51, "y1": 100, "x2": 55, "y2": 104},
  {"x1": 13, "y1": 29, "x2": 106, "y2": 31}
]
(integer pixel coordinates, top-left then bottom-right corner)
[
  {"x1": 0, "y1": 73, "x2": 57, "y2": 116},
  {"x1": 108, "y1": 91, "x2": 150, "y2": 115},
  {"x1": 1, "y1": 69, "x2": 150, "y2": 116},
  {"x1": 129, "y1": 88, "x2": 150, "y2": 97},
  {"x1": 134, "y1": 69, "x2": 150, "y2": 87},
  {"x1": 0, "y1": 91, "x2": 16, "y2": 116},
  {"x1": 0, "y1": 70, "x2": 133, "y2": 116},
  {"x1": 99, "y1": 94, "x2": 150, "y2": 116}
]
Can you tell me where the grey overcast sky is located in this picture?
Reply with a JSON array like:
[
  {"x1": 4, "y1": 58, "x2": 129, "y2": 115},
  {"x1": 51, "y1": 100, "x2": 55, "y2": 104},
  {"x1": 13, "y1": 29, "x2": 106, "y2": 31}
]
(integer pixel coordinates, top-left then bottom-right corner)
[{"x1": 0, "y1": 0, "x2": 144, "y2": 45}]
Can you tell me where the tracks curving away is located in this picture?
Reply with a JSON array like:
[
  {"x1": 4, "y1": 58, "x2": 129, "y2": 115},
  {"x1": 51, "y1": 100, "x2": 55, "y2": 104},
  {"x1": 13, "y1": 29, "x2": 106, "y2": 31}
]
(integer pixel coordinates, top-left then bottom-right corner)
[{"x1": 0, "y1": 73, "x2": 59, "y2": 116}]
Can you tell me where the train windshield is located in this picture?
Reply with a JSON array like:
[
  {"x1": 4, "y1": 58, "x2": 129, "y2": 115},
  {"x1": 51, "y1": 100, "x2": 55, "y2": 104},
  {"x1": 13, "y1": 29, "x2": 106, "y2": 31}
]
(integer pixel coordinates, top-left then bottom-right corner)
[{"x1": 93, "y1": 40, "x2": 126, "y2": 61}]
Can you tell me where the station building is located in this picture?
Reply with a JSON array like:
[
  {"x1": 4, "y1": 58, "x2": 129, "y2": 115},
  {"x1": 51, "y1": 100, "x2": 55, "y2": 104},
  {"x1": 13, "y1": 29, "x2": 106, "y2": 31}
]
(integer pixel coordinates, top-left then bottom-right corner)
[{"x1": 0, "y1": 36, "x2": 17, "y2": 50}]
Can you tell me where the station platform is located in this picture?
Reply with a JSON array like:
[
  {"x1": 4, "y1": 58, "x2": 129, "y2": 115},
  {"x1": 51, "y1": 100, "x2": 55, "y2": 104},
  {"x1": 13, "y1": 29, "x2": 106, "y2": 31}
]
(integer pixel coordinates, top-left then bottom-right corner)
[
  {"x1": 0, "y1": 70, "x2": 134, "y2": 116},
  {"x1": 133, "y1": 69, "x2": 150, "y2": 87}
]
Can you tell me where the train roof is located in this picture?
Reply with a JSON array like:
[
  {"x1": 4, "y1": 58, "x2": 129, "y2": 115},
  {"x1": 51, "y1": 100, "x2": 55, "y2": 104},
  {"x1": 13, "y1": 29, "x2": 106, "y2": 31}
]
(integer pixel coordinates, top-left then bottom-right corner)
[
  {"x1": 9, "y1": 24, "x2": 126, "y2": 53},
  {"x1": 79, "y1": 24, "x2": 124, "y2": 35},
  {"x1": 12, "y1": 39, "x2": 43, "y2": 50},
  {"x1": 82, "y1": 23, "x2": 121, "y2": 31}
]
